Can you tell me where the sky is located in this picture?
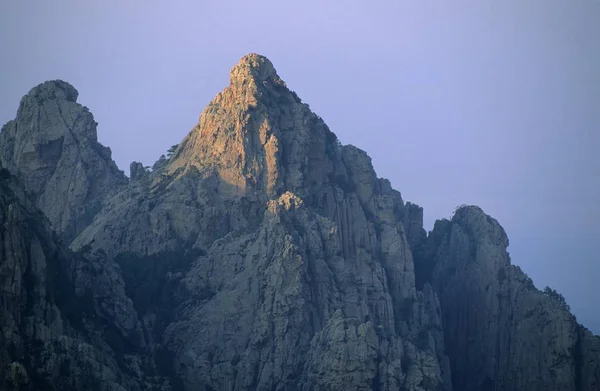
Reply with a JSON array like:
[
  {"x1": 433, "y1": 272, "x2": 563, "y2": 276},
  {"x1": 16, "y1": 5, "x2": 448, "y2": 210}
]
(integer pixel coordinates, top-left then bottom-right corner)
[{"x1": 0, "y1": 0, "x2": 598, "y2": 333}]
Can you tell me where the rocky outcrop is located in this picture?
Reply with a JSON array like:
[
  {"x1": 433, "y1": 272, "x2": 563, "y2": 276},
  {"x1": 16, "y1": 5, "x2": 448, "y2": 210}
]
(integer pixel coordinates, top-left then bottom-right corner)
[
  {"x1": 0, "y1": 80, "x2": 127, "y2": 242},
  {"x1": 0, "y1": 54, "x2": 597, "y2": 390},
  {"x1": 69, "y1": 54, "x2": 451, "y2": 390},
  {"x1": 0, "y1": 165, "x2": 172, "y2": 390},
  {"x1": 161, "y1": 192, "x2": 450, "y2": 390},
  {"x1": 416, "y1": 205, "x2": 600, "y2": 391},
  {"x1": 129, "y1": 161, "x2": 148, "y2": 182}
]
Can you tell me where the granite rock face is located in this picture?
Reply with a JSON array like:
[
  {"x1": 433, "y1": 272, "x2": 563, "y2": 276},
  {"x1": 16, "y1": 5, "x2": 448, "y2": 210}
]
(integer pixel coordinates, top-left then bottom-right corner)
[
  {"x1": 0, "y1": 54, "x2": 597, "y2": 390},
  {"x1": 71, "y1": 54, "x2": 451, "y2": 390},
  {"x1": 162, "y1": 192, "x2": 450, "y2": 390},
  {"x1": 0, "y1": 165, "x2": 170, "y2": 391},
  {"x1": 415, "y1": 205, "x2": 600, "y2": 391},
  {"x1": 0, "y1": 80, "x2": 127, "y2": 242}
]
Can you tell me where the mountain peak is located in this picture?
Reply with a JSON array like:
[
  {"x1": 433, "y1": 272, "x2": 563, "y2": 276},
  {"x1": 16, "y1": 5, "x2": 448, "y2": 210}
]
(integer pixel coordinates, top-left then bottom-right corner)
[
  {"x1": 229, "y1": 53, "x2": 279, "y2": 85},
  {"x1": 23, "y1": 79, "x2": 79, "y2": 104},
  {"x1": 451, "y1": 204, "x2": 509, "y2": 249},
  {"x1": 1, "y1": 79, "x2": 126, "y2": 241},
  {"x1": 167, "y1": 54, "x2": 313, "y2": 197}
]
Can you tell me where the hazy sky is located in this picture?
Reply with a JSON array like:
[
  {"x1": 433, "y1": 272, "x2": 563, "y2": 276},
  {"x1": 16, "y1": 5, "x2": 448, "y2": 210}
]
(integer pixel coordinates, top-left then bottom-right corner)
[{"x1": 1, "y1": 1, "x2": 598, "y2": 332}]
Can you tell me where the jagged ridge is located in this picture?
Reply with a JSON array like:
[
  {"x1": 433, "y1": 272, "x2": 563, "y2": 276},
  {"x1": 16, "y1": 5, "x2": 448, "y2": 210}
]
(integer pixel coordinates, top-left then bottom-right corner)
[{"x1": 0, "y1": 54, "x2": 597, "y2": 391}]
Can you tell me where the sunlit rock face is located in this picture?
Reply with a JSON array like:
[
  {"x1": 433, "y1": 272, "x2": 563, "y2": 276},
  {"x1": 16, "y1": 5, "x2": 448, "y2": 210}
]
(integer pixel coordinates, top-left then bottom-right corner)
[{"x1": 0, "y1": 54, "x2": 597, "y2": 391}]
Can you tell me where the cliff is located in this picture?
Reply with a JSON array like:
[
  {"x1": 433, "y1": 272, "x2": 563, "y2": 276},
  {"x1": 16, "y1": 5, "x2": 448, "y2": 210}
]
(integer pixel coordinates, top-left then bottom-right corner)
[
  {"x1": 0, "y1": 54, "x2": 597, "y2": 390},
  {"x1": 0, "y1": 81, "x2": 127, "y2": 242},
  {"x1": 0, "y1": 163, "x2": 173, "y2": 390},
  {"x1": 414, "y1": 206, "x2": 600, "y2": 391}
]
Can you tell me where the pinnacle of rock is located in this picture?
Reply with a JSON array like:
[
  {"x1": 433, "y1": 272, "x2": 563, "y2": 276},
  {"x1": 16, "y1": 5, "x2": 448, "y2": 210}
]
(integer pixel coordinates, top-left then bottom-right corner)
[
  {"x1": 22, "y1": 79, "x2": 79, "y2": 105},
  {"x1": 229, "y1": 53, "x2": 279, "y2": 84},
  {"x1": 451, "y1": 204, "x2": 509, "y2": 250},
  {"x1": 167, "y1": 53, "x2": 311, "y2": 198},
  {"x1": 0, "y1": 79, "x2": 127, "y2": 242},
  {"x1": 418, "y1": 203, "x2": 600, "y2": 391}
]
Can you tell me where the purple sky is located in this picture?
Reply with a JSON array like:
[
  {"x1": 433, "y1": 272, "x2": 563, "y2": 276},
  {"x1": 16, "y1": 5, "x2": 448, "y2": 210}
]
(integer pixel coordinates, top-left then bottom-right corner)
[{"x1": 1, "y1": 0, "x2": 598, "y2": 332}]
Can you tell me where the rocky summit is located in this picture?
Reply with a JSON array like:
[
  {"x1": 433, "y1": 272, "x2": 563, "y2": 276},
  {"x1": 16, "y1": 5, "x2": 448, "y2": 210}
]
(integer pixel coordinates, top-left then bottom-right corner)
[{"x1": 0, "y1": 53, "x2": 598, "y2": 391}]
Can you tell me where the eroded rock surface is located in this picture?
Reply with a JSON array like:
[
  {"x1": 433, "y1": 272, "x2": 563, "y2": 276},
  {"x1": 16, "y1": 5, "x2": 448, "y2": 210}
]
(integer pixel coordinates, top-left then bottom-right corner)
[
  {"x1": 0, "y1": 54, "x2": 597, "y2": 391},
  {"x1": 416, "y1": 206, "x2": 600, "y2": 391},
  {"x1": 71, "y1": 54, "x2": 451, "y2": 390},
  {"x1": 0, "y1": 80, "x2": 127, "y2": 242},
  {"x1": 0, "y1": 165, "x2": 170, "y2": 390}
]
